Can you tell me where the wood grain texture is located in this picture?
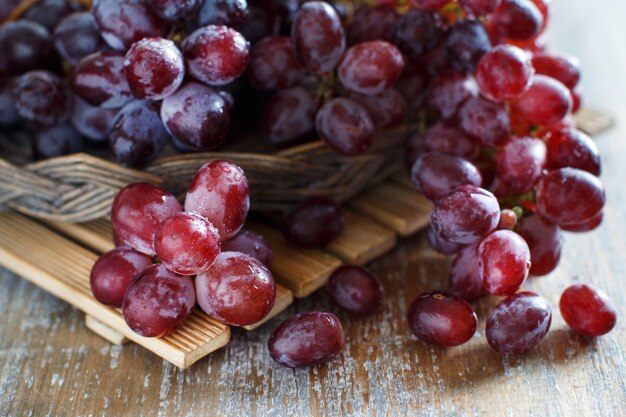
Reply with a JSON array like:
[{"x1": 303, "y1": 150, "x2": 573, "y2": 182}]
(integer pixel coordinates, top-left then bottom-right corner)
[{"x1": 1, "y1": 2, "x2": 626, "y2": 415}]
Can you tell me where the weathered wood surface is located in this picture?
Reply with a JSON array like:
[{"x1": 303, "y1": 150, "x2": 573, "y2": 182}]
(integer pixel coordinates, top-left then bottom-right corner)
[{"x1": 1, "y1": 2, "x2": 625, "y2": 416}]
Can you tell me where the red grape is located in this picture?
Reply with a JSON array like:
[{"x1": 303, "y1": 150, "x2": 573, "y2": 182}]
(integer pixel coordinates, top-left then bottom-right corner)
[
  {"x1": 195, "y1": 252, "x2": 276, "y2": 326},
  {"x1": 449, "y1": 243, "x2": 489, "y2": 301},
  {"x1": 281, "y1": 198, "x2": 344, "y2": 248},
  {"x1": 150, "y1": 0, "x2": 203, "y2": 21},
  {"x1": 510, "y1": 75, "x2": 572, "y2": 128},
  {"x1": 349, "y1": 89, "x2": 408, "y2": 129},
  {"x1": 154, "y1": 212, "x2": 221, "y2": 275},
  {"x1": 428, "y1": 226, "x2": 462, "y2": 255},
  {"x1": 411, "y1": 152, "x2": 482, "y2": 201},
  {"x1": 184, "y1": 160, "x2": 250, "y2": 241},
  {"x1": 72, "y1": 51, "x2": 133, "y2": 109},
  {"x1": 486, "y1": 292, "x2": 551, "y2": 354},
  {"x1": 544, "y1": 127, "x2": 600, "y2": 176},
  {"x1": 199, "y1": 0, "x2": 249, "y2": 27},
  {"x1": 458, "y1": 97, "x2": 511, "y2": 147},
  {"x1": 33, "y1": 123, "x2": 83, "y2": 160},
  {"x1": 247, "y1": 36, "x2": 302, "y2": 91},
  {"x1": 182, "y1": 25, "x2": 249, "y2": 86},
  {"x1": 445, "y1": 20, "x2": 492, "y2": 73},
  {"x1": 560, "y1": 284, "x2": 617, "y2": 337},
  {"x1": 492, "y1": 0, "x2": 543, "y2": 41},
  {"x1": 496, "y1": 136, "x2": 547, "y2": 193},
  {"x1": 53, "y1": 12, "x2": 106, "y2": 66},
  {"x1": 571, "y1": 88, "x2": 582, "y2": 113},
  {"x1": 13, "y1": 70, "x2": 70, "y2": 128},
  {"x1": 517, "y1": 214, "x2": 562, "y2": 276},
  {"x1": 459, "y1": 0, "x2": 500, "y2": 16},
  {"x1": 0, "y1": 21, "x2": 52, "y2": 75},
  {"x1": 268, "y1": 311, "x2": 344, "y2": 367},
  {"x1": 427, "y1": 72, "x2": 478, "y2": 120},
  {"x1": 90, "y1": 247, "x2": 153, "y2": 307},
  {"x1": 479, "y1": 230, "x2": 530, "y2": 296},
  {"x1": 70, "y1": 97, "x2": 117, "y2": 142},
  {"x1": 393, "y1": 9, "x2": 443, "y2": 57},
  {"x1": 261, "y1": 86, "x2": 316, "y2": 145},
  {"x1": 347, "y1": 5, "x2": 398, "y2": 45},
  {"x1": 476, "y1": 44, "x2": 533, "y2": 102},
  {"x1": 111, "y1": 182, "x2": 182, "y2": 256},
  {"x1": 498, "y1": 209, "x2": 518, "y2": 230},
  {"x1": 560, "y1": 211, "x2": 603, "y2": 233},
  {"x1": 326, "y1": 265, "x2": 384, "y2": 315},
  {"x1": 431, "y1": 185, "x2": 501, "y2": 244},
  {"x1": 123, "y1": 264, "x2": 195, "y2": 337},
  {"x1": 221, "y1": 230, "x2": 273, "y2": 266},
  {"x1": 315, "y1": 97, "x2": 374, "y2": 156},
  {"x1": 422, "y1": 122, "x2": 480, "y2": 161},
  {"x1": 532, "y1": 52, "x2": 581, "y2": 90},
  {"x1": 407, "y1": 291, "x2": 477, "y2": 347}
]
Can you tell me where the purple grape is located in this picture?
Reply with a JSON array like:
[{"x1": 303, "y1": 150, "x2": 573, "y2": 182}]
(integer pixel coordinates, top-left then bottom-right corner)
[
  {"x1": 54, "y1": 12, "x2": 107, "y2": 66},
  {"x1": 13, "y1": 70, "x2": 70, "y2": 127}
]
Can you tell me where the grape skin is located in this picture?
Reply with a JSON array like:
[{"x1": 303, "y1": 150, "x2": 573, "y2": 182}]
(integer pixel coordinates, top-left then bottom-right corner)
[
  {"x1": 53, "y1": 12, "x2": 106, "y2": 66},
  {"x1": 281, "y1": 198, "x2": 344, "y2": 249},
  {"x1": 13, "y1": 70, "x2": 70, "y2": 128},
  {"x1": 221, "y1": 230, "x2": 273, "y2": 266},
  {"x1": 198, "y1": 0, "x2": 249, "y2": 27},
  {"x1": 33, "y1": 123, "x2": 83, "y2": 160},
  {"x1": 247, "y1": 36, "x2": 302, "y2": 91},
  {"x1": 448, "y1": 243, "x2": 489, "y2": 301},
  {"x1": 315, "y1": 98, "x2": 374, "y2": 156},
  {"x1": 496, "y1": 136, "x2": 547, "y2": 194},
  {"x1": 478, "y1": 230, "x2": 530, "y2": 296},
  {"x1": 261, "y1": 86, "x2": 316, "y2": 145},
  {"x1": 150, "y1": 0, "x2": 203, "y2": 21},
  {"x1": 411, "y1": 152, "x2": 482, "y2": 201},
  {"x1": 0, "y1": 20, "x2": 52, "y2": 76},
  {"x1": 560, "y1": 284, "x2": 617, "y2": 337},
  {"x1": 349, "y1": 89, "x2": 408, "y2": 129},
  {"x1": 326, "y1": 265, "x2": 384, "y2": 315},
  {"x1": 72, "y1": 51, "x2": 133, "y2": 109},
  {"x1": 517, "y1": 214, "x2": 563, "y2": 276},
  {"x1": 427, "y1": 72, "x2": 478, "y2": 120},
  {"x1": 445, "y1": 20, "x2": 492, "y2": 73},
  {"x1": 510, "y1": 75, "x2": 572, "y2": 128},
  {"x1": 544, "y1": 127, "x2": 600, "y2": 176},
  {"x1": 70, "y1": 97, "x2": 118, "y2": 142},
  {"x1": 476, "y1": 44, "x2": 534, "y2": 102},
  {"x1": 458, "y1": 97, "x2": 511, "y2": 147}
]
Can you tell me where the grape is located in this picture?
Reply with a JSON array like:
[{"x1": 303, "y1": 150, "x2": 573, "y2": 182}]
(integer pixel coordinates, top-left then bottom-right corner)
[
  {"x1": 411, "y1": 152, "x2": 482, "y2": 201},
  {"x1": 150, "y1": 0, "x2": 203, "y2": 21},
  {"x1": 262, "y1": 86, "x2": 316, "y2": 145},
  {"x1": 560, "y1": 211, "x2": 603, "y2": 233},
  {"x1": 492, "y1": 0, "x2": 543, "y2": 41},
  {"x1": 247, "y1": 36, "x2": 302, "y2": 91},
  {"x1": 72, "y1": 52, "x2": 133, "y2": 109},
  {"x1": 13, "y1": 71, "x2": 70, "y2": 128},
  {"x1": 411, "y1": 0, "x2": 450, "y2": 11},
  {"x1": 184, "y1": 160, "x2": 250, "y2": 241},
  {"x1": 510, "y1": 75, "x2": 572, "y2": 128},
  {"x1": 53, "y1": 12, "x2": 107, "y2": 66},
  {"x1": 22, "y1": 0, "x2": 70, "y2": 30},
  {"x1": 544, "y1": 127, "x2": 600, "y2": 176},
  {"x1": 221, "y1": 230, "x2": 273, "y2": 266},
  {"x1": 182, "y1": 25, "x2": 249, "y2": 86},
  {"x1": 124, "y1": 38, "x2": 185, "y2": 100},
  {"x1": 498, "y1": 209, "x2": 518, "y2": 230},
  {"x1": 90, "y1": 247, "x2": 153, "y2": 307},
  {"x1": 517, "y1": 214, "x2": 562, "y2": 276},
  {"x1": 123, "y1": 264, "x2": 195, "y2": 337},
  {"x1": 571, "y1": 88, "x2": 582, "y2": 113},
  {"x1": 268, "y1": 311, "x2": 344, "y2": 367},
  {"x1": 348, "y1": 89, "x2": 407, "y2": 129},
  {"x1": 449, "y1": 243, "x2": 489, "y2": 301},
  {"x1": 199, "y1": 0, "x2": 249, "y2": 27},
  {"x1": 0, "y1": 81, "x2": 18, "y2": 127},
  {"x1": 431, "y1": 185, "x2": 501, "y2": 244},
  {"x1": 560, "y1": 284, "x2": 617, "y2": 337},
  {"x1": 161, "y1": 82, "x2": 231, "y2": 151},
  {"x1": 33, "y1": 123, "x2": 83, "y2": 160},
  {"x1": 393, "y1": 9, "x2": 443, "y2": 57},
  {"x1": 535, "y1": 168, "x2": 605, "y2": 226},
  {"x1": 458, "y1": 97, "x2": 510, "y2": 147},
  {"x1": 478, "y1": 230, "x2": 530, "y2": 296},
  {"x1": 427, "y1": 72, "x2": 478, "y2": 120},
  {"x1": 476, "y1": 45, "x2": 533, "y2": 102},
  {"x1": 338, "y1": 41, "x2": 404, "y2": 96},
  {"x1": 428, "y1": 226, "x2": 462, "y2": 255},
  {"x1": 92, "y1": 0, "x2": 167, "y2": 51},
  {"x1": 195, "y1": 252, "x2": 276, "y2": 326},
  {"x1": 347, "y1": 5, "x2": 398, "y2": 45},
  {"x1": 290, "y1": 1, "x2": 345, "y2": 73},
  {"x1": 407, "y1": 291, "x2": 477, "y2": 347},
  {"x1": 111, "y1": 182, "x2": 182, "y2": 256},
  {"x1": 445, "y1": 20, "x2": 491, "y2": 73},
  {"x1": 422, "y1": 122, "x2": 480, "y2": 161},
  {"x1": 239, "y1": 5, "x2": 273, "y2": 43},
  {"x1": 281, "y1": 198, "x2": 344, "y2": 248},
  {"x1": 0, "y1": 21, "x2": 52, "y2": 75},
  {"x1": 70, "y1": 97, "x2": 118, "y2": 142},
  {"x1": 110, "y1": 100, "x2": 170, "y2": 167},
  {"x1": 459, "y1": 0, "x2": 500, "y2": 16},
  {"x1": 395, "y1": 72, "x2": 428, "y2": 112},
  {"x1": 315, "y1": 97, "x2": 374, "y2": 156},
  {"x1": 326, "y1": 265, "x2": 384, "y2": 315},
  {"x1": 154, "y1": 212, "x2": 221, "y2": 275},
  {"x1": 496, "y1": 137, "x2": 546, "y2": 194},
  {"x1": 486, "y1": 291, "x2": 551, "y2": 354},
  {"x1": 532, "y1": 52, "x2": 581, "y2": 90}
]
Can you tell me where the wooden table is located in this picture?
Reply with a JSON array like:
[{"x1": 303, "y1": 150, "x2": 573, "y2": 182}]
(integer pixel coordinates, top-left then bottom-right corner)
[{"x1": 2, "y1": 2, "x2": 625, "y2": 416}]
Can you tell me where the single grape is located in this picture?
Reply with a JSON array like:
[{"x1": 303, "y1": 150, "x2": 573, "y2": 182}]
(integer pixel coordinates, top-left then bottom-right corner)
[
  {"x1": 532, "y1": 52, "x2": 581, "y2": 90},
  {"x1": 70, "y1": 97, "x2": 118, "y2": 142},
  {"x1": 123, "y1": 264, "x2": 195, "y2": 337},
  {"x1": 395, "y1": 72, "x2": 428, "y2": 112},
  {"x1": 268, "y1": 311, "x2": 344, "y2": 367},
  {"x1": 458, "y1": 97, "x2": 510, "y2": 147},
  {"x1": 110, "y1": 100, "x2": 170, "y2": 167},
  {"x1": 0, "y1": 81, "x2": 18, "y2": 127},
  {"x1": 510, "y1": 74, "x2": 572, "y2": 128},
  {"x1": 182, "y1": 25, "x2": 249, "y2": 86},
  {"x1": 13, "y1": 71, "x2": 70, "y2": 128},
  {"x1": 427, "y1": 72, "x2": 478, "y2": 120},
  {"x1": 195, "y1": 252, "x2": 276, "y2": 326},
  {"x1": 544, "y1": 127, "x2": 600, "y2": 176},
  {"x1": 498, "y1": 209, "x2": 518, "y2": 230},
  {"x1": 150, "y1": 0, "x2": 203, "y2": 21},
  {"x1": 496, "y1": 136, "x2": 547, "y2": 194},
  {"x1": 0, "y1": 20, "x2": 52, "y2": 75},
  {"x1": 517, "y1": 214, "x2": 562, "y2": 276},
  {"x1": 124, "y1": 37, "x2": 185, "y2": 100},
  {"x1": 492, "y1": 0, "x2": 543, "y2": 41},
  {"x1": 560, "y1": 211, "x2": 603, "y2": 233},
  {"x1": 431, "y1": 185, "x2": 501, "y2": 244},
  {"x1": 22, "y1": 0, "x2": 71, "y2": 30},
  {"x1": 393, "y1": 9, "x2": 443, "y2": 57},
  {"x1": 90, "y1": 247, "x2": 153, "y2": 307},
  {"x1": 281, "y1": 198, "x2": 344, "y2": 248},
  {"x1": 422, "y1": 122, "x2": 480, "y2": 162},
  {"x1": 247, "y1": 36, "x2": 302, "y2": 91},
  {"x1": 348, "y1": 5, "x2": 398, "y2": 45},
  {"x1": 290, "y1": 1, "x2": 345, "y2": 73},
  {"x1": 478, "y1": 230, "x2": 530, "y2": 296},
  {"x1": 111, "y1": 182, "x2": 182, "y2": 256},
  {"x1": 445, "y1": 20, "x2": 492, "y2": 73},
  {"x1": 53, "y1": 12, "x2": 107, "y2": 66},
  {"x1": 349, "y1": 89, "x2": 408, "y2": 129},
  {"x1": 449, "y1": 243, "x2": 489, "y2": 301},
  {"x1": 184, "y1": 160, "x2": 250, "y2": 241},
  {"x1": 411, "y1": 152, "x2": 482, "y2": 201},
  {"x1": 459, "y1": 0, "x2": 500, "y2": 16},
  {"x1": 407, "y1": 291, "x2": 477, "y2": 347},
  {"x1": 154, "y1": 212, "x2": 221, "y2": 275},
  {"x1": 239, "y1": 5, "x2": 272, "y2": 43},
  {"x1": 92, "y1": 0, "x2": 167, "y2": 51},
  {"x1": 326, "y1": 265, "x2": 384, "y2": 315},
  {"x1": 315, "y1": 97, "x2": 374, "y2": 156},
  {"x1": 428, "y1": 226, "x2": 462, "y2": 255},
  {"x1": 33, "y1": 123, "x2": 83, "y2": 160},
  {"x1": 476, "y1": 44, "x2": 533, "y2": 102},
  {"x1": 486, "y1": 291, "x2": 552, "y2": 354},
  {"x1": 198, "y1": 0, "x2": 249, "y2": 27},
  {"x1": 560, "y1": 284, "x2": 617, "y2": 337},
  {"x1": 535, "y1": 167, "x2": 605, "y2": 226},
  {"x1": 161, "y1": 82, "x2": 231, "y2": 151},
  {"x1": 72, "y1": 51, "x2": 133, "y2": 109},
  {"x1": 221, "y1": 230, "x2": 273, "y2": 266},
  {"x1": 261, "y1": 86, "x2": 316, "y2": 145}
]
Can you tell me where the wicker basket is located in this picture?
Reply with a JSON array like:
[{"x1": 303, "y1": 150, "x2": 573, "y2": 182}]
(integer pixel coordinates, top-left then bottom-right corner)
[{"x1": 0, "y1": 124, "x2": 412, "y2": 223}]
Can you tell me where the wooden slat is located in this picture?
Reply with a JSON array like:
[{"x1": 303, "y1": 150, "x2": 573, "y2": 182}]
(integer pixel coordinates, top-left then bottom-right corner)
[
  {"x1": 0, "y1": 212, "x2": 230, "y2": 369},
  {"x1": 574, "y1": 108, "x2": 614, "y2": 136},
  {"x1": 85, "y1": 315, "x2": 129, "y2": 345}
]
